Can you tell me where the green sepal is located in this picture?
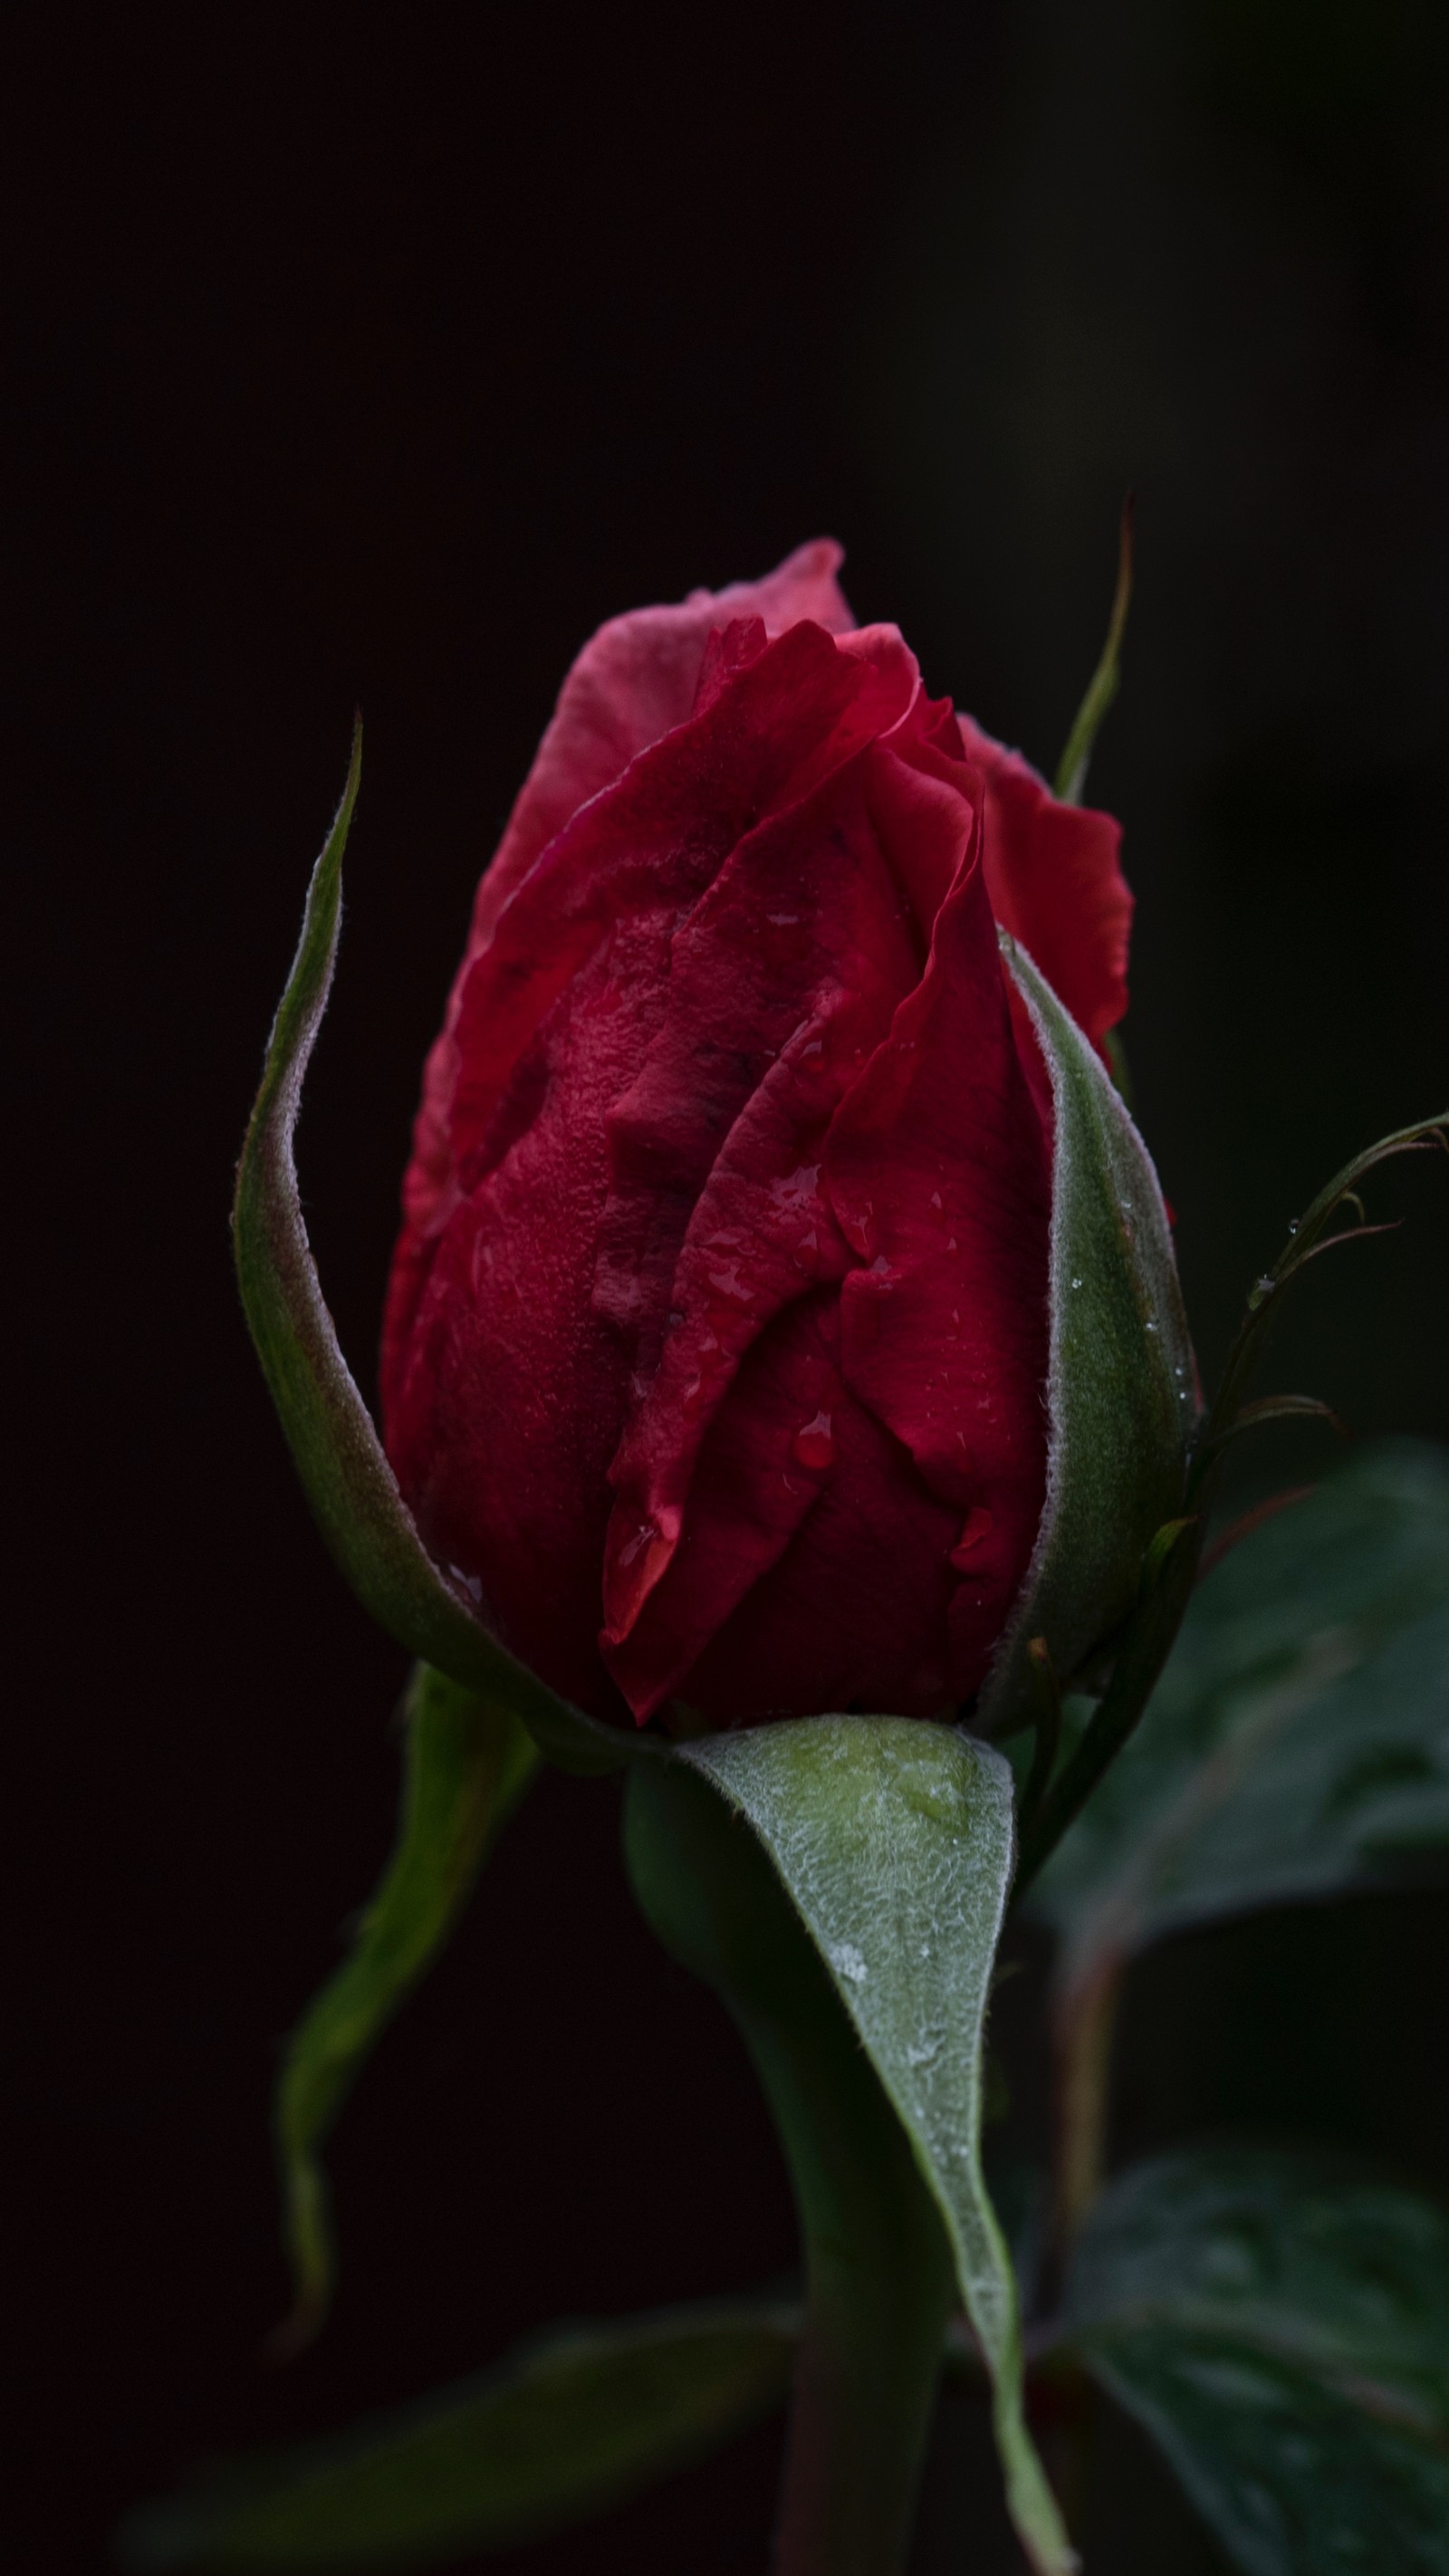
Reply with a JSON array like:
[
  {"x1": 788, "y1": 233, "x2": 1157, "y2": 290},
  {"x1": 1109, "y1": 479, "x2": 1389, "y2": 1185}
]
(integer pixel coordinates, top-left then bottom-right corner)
[
  {"x1": 270, "y1": 1662, "x2": 541, "y2": 2357},
  {"x1": 1054, "y1": 495, "x2": 1132, "y2": 807},
  {"x1": 981, "y1": 934, "x2": 1197, "y2": 1742},
  {"x1": 231, "y1": 729, "x2": 631, "y2": 1779},
  {"x1": 1056, "y1": 2145, "x2": 1449, "y2": 2575},
  {"x1": 117, "y1": 2294, "x2": 798, "y2": 2571},
  {"x1": 675, "y1": 1717, "x2": 1077, "y2": 2576}
]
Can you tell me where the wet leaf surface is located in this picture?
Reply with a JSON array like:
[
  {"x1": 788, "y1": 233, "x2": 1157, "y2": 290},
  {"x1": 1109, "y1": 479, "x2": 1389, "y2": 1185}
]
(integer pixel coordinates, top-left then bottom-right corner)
[{"x1": 1060, "y1": 2144, "x2": 1449, "y2": 2575}]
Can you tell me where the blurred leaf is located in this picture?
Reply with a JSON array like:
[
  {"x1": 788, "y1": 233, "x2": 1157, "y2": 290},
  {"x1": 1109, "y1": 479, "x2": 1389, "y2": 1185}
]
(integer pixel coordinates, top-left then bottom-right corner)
[
  {"x1": 982, "y1": 934, "x2": 1197, "y2": 1745},
  {"x1": 1030, "y1": 1442, "x2": 1449, "y2": 1975},
  {"x1": 231, "y1": 726, "x2": 633, "y2": 1779},
  {"x1": 684, "y1": 1718, "x2": 1076, "y2": 2576},
  {"x1": 1059, "y1": 2145, "x2": 1449, "y2": 2575},
  {"x1": 118, "y1": 2296, "x2": 798, "y2": 2571},
  {"x1": 271, "y1": 1664, "x2": 541, "y2": 2357}
]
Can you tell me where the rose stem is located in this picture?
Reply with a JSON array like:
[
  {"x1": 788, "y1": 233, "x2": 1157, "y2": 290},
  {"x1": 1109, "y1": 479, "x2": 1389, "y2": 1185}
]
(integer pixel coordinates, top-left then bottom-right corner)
[{"x1": 623, "y1": 1759, "x2": 955, "y2": 2576}]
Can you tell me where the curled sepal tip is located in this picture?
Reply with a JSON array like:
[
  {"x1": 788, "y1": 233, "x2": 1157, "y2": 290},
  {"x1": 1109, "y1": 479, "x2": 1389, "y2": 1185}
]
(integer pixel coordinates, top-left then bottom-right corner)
[
  {"x1": 1199, "y1": 1110, "x2": 1449, "y2": 1488},
  {"x1": 231, "y1": 729, "x2": 629, "y2": 1776}
]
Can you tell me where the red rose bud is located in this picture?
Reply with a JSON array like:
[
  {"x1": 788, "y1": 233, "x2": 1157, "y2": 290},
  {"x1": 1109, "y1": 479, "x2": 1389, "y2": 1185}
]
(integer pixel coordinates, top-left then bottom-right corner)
[{"x1": 379, "y1": 543, "x2": 1156, "y2": 1733}]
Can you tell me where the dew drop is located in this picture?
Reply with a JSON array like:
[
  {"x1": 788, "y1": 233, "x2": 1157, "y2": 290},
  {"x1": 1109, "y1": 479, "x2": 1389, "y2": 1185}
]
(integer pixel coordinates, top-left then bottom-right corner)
[
  {"x1": 1070, "y1": 1275, "x2": 1083, "y2": 1291},
  {"x1": 770, "y1": 1162, "x2": 820, "y2": 1209},
  {"x1": 792, "y1": 1410, "x2": 836, "y2": 1472},
  {"x1": 830, "y1": 1941, "x2": 868, "y2": 1984},
  {"x1": 707, "y1": 1261, "x2": 753, "y2": 1302},
  {"x1": 619, "y1": 1518, "x2": 657, "y2": 1571},
  {"x1": 1287, "y1": 1218, "x2": 1300, "y2": 1235},
  {"x1": 840, "y1": 1199, "x2": 876, "y2": 1258},
  {"x1": 949, "y1": 1504, "x2": 994, "y2": 1569}
]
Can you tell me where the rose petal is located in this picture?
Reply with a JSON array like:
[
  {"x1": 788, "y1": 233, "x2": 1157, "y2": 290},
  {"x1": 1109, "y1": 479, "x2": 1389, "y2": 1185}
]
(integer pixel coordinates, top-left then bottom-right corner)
[
  {"x1": 397, "y1": 545, "x2": 854, "y2": 1257},
  {"x1": 601, "y1": 1293, "x2": 848, "y2": 1719},
  {"x1": 598, "y1": 690, "x2": 926, "y2": 1655},
  {"x1": 666, "y1": 1353, "x2": 964, "y2": 1726},
  {"x1": 823, "y1": 784, "x2": 1051, "y2": 1701},
  {"x1": 381, "y1": 618, "x2": 888, "y2": 1399},
  {"x1": 957, "y1": 710, "x2": 1132, "y2": 1049}
]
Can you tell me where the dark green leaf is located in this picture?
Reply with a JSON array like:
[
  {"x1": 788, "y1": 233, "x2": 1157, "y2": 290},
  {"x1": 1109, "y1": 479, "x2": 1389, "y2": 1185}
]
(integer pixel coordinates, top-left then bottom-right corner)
[
  {"x1": 231, "y1": 729, "x2": 631, "y2": 1779},
  {"x1": 1059, "y1": 2145, "x2": 1449, "y2": 2575},
  {"x1": 981, "y1": 936, "x2": 1197, "y2": 1741},
  {"x1": 271, "y1": 1664, "x2": 541, "y2": 2356},
  {"x1": 684, "y1": 1718, "x2": 1075, "y2": 2576},
  {"x1": 118, "y1": 2297, "x2": 798, "y2": 2571},
  {"x1": 1030, "y1": 1442, "x2": 1449, "y2": 1975}
]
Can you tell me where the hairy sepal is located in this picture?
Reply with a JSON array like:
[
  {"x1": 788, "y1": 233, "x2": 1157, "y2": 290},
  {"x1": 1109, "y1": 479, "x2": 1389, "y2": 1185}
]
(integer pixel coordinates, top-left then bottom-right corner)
[
  {"x1": 231, "y1": 730, "x2": 630, "y2": 1775},
  {"x1": 980, "y1": 937, "x2": 1197, "y2": 1738}
]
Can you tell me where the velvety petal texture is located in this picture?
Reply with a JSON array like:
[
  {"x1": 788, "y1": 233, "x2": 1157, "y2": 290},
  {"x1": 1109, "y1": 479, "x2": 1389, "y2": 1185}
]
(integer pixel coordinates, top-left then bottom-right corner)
[
  {"x1": 957, "y1": 711, "x2": 1132, "y2": 1052},
  {"x1": 381, "y1": 547, "x2": 1134, "y2": 1728}
]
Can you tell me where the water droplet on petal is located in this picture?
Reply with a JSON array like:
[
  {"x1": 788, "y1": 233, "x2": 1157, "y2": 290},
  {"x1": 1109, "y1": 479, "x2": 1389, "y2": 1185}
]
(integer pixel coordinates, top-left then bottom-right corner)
[
  {"x1": 792, "y1": 1410, "x2": 835, "y2": 1472},
  {"x1": 949, "y1": 1504, "x2": 994, "y2": 1569},
  {"x1": 707, "y1": 1261, "x2": 753, "y2": 1303},
  {"x1": 839, "y1": 1199, "x2": 876, "y2": 1259}
]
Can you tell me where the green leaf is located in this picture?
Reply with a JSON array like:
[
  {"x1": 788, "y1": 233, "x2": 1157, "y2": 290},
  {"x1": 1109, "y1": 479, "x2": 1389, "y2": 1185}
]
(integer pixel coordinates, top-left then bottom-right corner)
[
  {"x1": 117, "y1": 2295, "x2": 798, "y2": 2571},
  {"x1": 1058, "y1": 2145, "x2": 1449, "y2": 2575},
  {"x1": 982, "y1": 934, "x2": 1197, "y2": 1741},
  {"x1": 271, "y1": 1664, "x2": 541, "y2": 2357},
  {"x1": 683, "y1": 1717, "x2": 1076, "y2": 2576},
  {"x1": 231, "y1": 728, "x2": 631, "y2": 1780},
  {"x1": 1054, "y1": 494, "x2": 1133, "y2": 807},
  {"x1": 1029, "y1": 1441, "x2": 1449, "y2": 1978}
]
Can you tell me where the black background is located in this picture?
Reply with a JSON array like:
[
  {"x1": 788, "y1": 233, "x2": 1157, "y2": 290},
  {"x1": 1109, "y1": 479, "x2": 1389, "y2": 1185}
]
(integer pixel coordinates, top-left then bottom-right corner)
[{"x1": 5, "y1": 4, "x2": 1449, "y2": 2570}]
